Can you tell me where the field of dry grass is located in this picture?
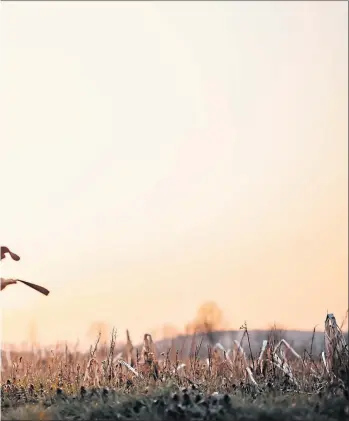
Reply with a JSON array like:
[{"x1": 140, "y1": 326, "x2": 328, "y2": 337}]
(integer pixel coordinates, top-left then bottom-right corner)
[{"x1": 1, "y1": 315, "x2": 348, "y2": 420}]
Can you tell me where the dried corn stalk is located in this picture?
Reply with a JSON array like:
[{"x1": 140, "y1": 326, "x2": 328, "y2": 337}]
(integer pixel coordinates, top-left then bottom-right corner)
[
  {"x1": 83, "y1": 358, "x2": 100, "y2": 387},
  {"x1": 141, "y1": 333, "x2": 159, "y2": 378},
  {"x1": 142, "y1": 334, "x2": 157, "y2": 363},
  {"x1": 324, "y1": 313, "x2": 348, "y2": 376},
  {"x1": 213, "y1": 342, "x2": 258, "y2": 386},
  {"x1": 118, "y1": 358, "x2": 140, "y2": 377},
  {"x1": 257, "y1": 340, "x2": 268, "y2": 373},
  {"x1": 208, "y1": 343, "x2": 229, "y2": 377},
  {"x1": 124, "y1": 330, "x2": 135, "y2": 367}
]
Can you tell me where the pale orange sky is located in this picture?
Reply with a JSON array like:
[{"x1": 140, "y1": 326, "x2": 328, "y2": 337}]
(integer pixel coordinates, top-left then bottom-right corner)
[{"x1": 1, "y1": 2, "x2": 348, "y2": 347}]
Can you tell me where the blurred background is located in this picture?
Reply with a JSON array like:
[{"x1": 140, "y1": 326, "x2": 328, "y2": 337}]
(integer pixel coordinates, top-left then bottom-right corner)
[{"x1": 1, "y1": 1, "x2": 348, "y2": 349}]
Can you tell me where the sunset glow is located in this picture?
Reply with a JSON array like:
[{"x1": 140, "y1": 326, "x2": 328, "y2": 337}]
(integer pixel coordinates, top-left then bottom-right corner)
[{"x1": 1, "y1": 2, "x2": 348, "y2": 348}]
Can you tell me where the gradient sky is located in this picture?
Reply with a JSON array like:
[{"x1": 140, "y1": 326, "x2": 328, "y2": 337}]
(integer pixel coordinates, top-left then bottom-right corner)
[{"x1": 1, "y1": 1, "x2": 348, "y2": 347}]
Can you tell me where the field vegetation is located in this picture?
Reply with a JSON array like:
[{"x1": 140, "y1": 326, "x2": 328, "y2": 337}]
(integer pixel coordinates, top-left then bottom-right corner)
[{"x1": 1, "y1": 310, "x2": 348, "y2": 420}]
